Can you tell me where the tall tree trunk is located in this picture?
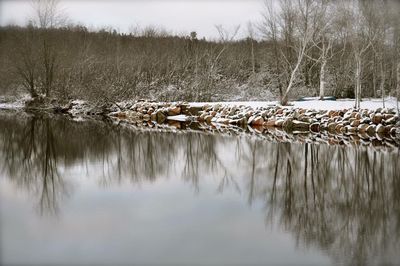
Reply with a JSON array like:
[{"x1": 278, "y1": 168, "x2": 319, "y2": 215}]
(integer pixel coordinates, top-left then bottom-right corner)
[
  {"x1": 282, "y1": 45, "x2": 306, "y2": 105},
  {"x1": 319, "y1": 58, "x2": 327, "y2": 100},
  {"x1": 373, "y1": 54, "x2": 377, "y2": 98},
  {"x1": 355, "y1": 54, "x2": 362, "y2": 109},
  {"x1": 380, "y1": 58, "x2": 385, "y2": 108},
  {"x1": 251, "y1": 40, "x2": 255, "y2": 74}
]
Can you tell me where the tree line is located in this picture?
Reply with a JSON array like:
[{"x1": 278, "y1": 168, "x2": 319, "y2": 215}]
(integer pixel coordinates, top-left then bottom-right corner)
[{"x1": 0, "y1": 0, "x2": 399, "y2": 106}]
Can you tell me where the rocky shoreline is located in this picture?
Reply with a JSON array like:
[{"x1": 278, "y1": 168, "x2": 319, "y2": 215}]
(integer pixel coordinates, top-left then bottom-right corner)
[{"x1": 10, "y1": 98, "x2": 400, "y2": 148}]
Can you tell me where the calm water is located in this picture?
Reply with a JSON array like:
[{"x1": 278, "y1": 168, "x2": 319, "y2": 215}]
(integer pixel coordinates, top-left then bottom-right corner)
[{"x1": 1, "y1": 112, "x2": 400, "y2": 266}]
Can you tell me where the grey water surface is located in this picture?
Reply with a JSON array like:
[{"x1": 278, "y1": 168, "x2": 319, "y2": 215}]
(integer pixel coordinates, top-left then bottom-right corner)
[{"x1": 1, "y1": 112, "x2": 399, "y2": 266}]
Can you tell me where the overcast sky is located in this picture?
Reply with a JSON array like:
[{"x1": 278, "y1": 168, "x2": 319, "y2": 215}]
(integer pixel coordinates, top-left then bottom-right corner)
[{"x1": 0, "y1": 0, "x2": 265, "y2": 39}]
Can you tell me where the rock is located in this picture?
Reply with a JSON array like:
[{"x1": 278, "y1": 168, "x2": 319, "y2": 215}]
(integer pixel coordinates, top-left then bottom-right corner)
[
  {"x1": 360, "y1": 117, "x2": 371, "y2": 124},
  {"x1": 343, "y1": 111, "x2": 352, "y2": 120},
  {"x1": 251, "y1": 116, "x2": 264, "y2": 126},
  {"x1": 292, "y1": 120, "x2": 310, "y2": 131},
  {"x1": 216, "y1": 118, "x2": 229, "y2": 125},
  {"x1": 390, "y1": 127, "x2": 397, "y2": 136},
  {"x1": 274, "y1": 119, "x2": 285, "y2": 127},
  {"x1": 229, "y1": 119, "x2": 239, "y2": 125},
  {"x1": 346, "y1": 125, "x2": 357, "y2": 134},
  {"x1": 385, "y1": 116, "x2": 398, "y2": 125},
  {"x1": 238, "y1": 117, "x2": 248, "y2": 127},
  {"x1": 252, "y1": 125, "x2": 264, "y2": 133},
  {"x1": 282, "y1": 118, "x2": 294, "y2": 131},
  {"x1": 204, "y1": 115, "x2": 213, "y2": 124},
  {"x1": 376, "y1": 124, "x2": 386, "y2": 134},
  {"x1": 328, "y1": 123, "x2": 337, "y2": 133},
  {"x1": 350, "y1": 120, "x2": 360, "y2": 127},
  {"x1": 385, "y1": 125, "x2": 393, "y2": 135},
  {"x1": 357, "y1": 124, "x2": 369, "y2": 133},
  {"x1": 335, "y1": 124, "x2": 344, "y2": 133},
  {"x1": 316, "y1": 112, "x2": 329, "y2": 120},
  {"x1": 117, "y1": 112, "x2": 127, "y2": 118},
  {"x1": 156, "y1": 111, "x2": 166, "y2": 124},
  {"x1": 371, "y1": 113, "x2": 383, "y2": 124},
  {"x1": 167, "y1": 106, "x2": 181, "y2": 116},
  {"x1": 310, "y1": 123, "x2": 320, "y2": 132},
  {"x1": 248, "y1": 115, "x2": 256, "y2": 125},
  {"x1": 143, "y1": 114, "x2": 150, "y2": 121},
  {"x1": 264, "y1": 119, "x2": 276, "y2": 127},
  {"x1": 229, "y1": 107, "x2": 238, "y2": 116},
  {"x1": 383, "y1": 114, "x2": 394, "y2": 120},
  {"x1": 366, "y1": 125, "x2": 376, "y2": 135}
]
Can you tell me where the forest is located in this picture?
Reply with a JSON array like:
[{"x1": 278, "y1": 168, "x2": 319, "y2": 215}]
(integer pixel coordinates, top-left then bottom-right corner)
[{"x1": 0, "y1": 0, "x2": 399, "y2": 105}]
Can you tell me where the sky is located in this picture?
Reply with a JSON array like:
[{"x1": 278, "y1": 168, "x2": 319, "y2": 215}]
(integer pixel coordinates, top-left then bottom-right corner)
[{"x1": 0, "y1": 0, "x2": 265, "y2": 39}]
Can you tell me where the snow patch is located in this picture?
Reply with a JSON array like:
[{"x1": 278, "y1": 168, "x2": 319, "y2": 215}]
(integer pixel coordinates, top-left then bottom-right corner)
[{"x1": 190, "y1": 97, "x2": 399, "y2": 111}]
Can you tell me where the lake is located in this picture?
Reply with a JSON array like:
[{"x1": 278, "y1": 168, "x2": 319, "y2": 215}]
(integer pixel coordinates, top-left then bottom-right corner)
[{"x1": 1, "y1": 111, "x2": 399, "y2": 266}]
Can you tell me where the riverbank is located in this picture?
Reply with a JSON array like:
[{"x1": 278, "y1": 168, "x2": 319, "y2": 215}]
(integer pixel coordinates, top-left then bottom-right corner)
[{"x1": 2, "y1": 96, "x2": 400, "y2": 148}]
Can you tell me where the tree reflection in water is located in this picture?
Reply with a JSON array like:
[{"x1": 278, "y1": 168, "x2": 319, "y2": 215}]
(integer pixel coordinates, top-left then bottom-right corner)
[{"x1": 0, "y1": 112, "x2": 399, "y2": 265}]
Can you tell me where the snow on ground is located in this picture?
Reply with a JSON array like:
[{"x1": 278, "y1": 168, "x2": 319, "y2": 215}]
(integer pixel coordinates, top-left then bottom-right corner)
[
  {"x1": 0, "y1": 95, "x2": 29, "y2": 110},
  {"x1": 190, "y1": 97, "x2": 400, "y2": 111}
]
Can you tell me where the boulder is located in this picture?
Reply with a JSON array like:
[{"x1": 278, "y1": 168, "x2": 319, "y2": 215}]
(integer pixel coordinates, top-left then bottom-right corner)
[
  {"x1": 264, "y1": 119, "x2": 276, "y2": 127},
  {"x1": 238, "y1": 117, "x2": 248, "y2": 127},
  {"x1": 327, "y1": 123, "x2": 337, "y2": 133},
  {"x1": 248, "y1": 115, "x2": 256, "y2": 125},
  {"x1": 275, "y1": 119, "x2": 285, "y2": 127},
  {"x1": 167, "y1": 106, "x2": 181, "y2": 116},
  {"x1": 251, "y1": 116, "x2": 264, "y2": 126},
  {"x1": 350, "y1": 120, "x2": 360, "y2": 127},
  {"x1": 143, "y1": 114, "x2": 150, "y2": 121},
  {"x1": 150, "y1": 112, "x2": 157, "y2": 121},
  {"x1": 376, "y1": 124, "x2": 386, "y2": 134},
  {"x1": 223, "y1": 118, "x2": 231, "y2": 125},
  {"x1": 389, "y1": 127, "x2": 397, "y2": 136},
  {"x1": 366, "y1": 125, "x2": 376, "y2": 135},
  {"x1": 360, "y1": 117, "x2": 371, "y2": 124},
  {"x1": 156, "y1": 111, "x2": 166, "y2": 124},
  {"x1": 383, "y1": 114, "x2": 394, "y2": 120},
  {"x1": 114, "y1": 112, "x2": 127, "y2": 118},
  {"x1": 282, "y1": 118, "x2": 294, "y2": 131},
  {"x1": 371, "y1": 113, "x2": 383, "y2": 124},
  {"x1": 335, "y1": 124, "x2": 344, "y2": 133},
  {"x1": 310, "y1": 123, "x2": 320, "y2": 132},
  {"x1": 292, "y1": 120, "x2": 310, "y2": 131},
  {"x1": 385, "y1": 116, "x2": 398, "y2": 125},
  {"x1": 345, "y1": 125, "x2": 357, "y2": 134},
  {"x1": 204, "y1": 115, "x2": 213, "y2": 124},
  {"x1": 357, "y1": 124, "x2": 369, "y2": 133}
]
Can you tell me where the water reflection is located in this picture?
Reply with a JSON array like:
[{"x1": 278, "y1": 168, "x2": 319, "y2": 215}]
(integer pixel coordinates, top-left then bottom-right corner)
[{"x1": 0, "y1": 112, "x2": 399, "y2": 265}]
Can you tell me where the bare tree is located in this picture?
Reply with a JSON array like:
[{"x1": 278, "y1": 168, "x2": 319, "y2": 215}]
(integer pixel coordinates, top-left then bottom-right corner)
[
  {"x1": 263, "y1": 0, "x2": 322, "y2": 105},
  {"x1": 15, "y1": 26, "x2": 39, "y2": 98},
  {"x1": 247, "y1": 22, "x2": 256, "y2": 74},
  {"x1": 345, "y1": 0, "x2": 378, "y2": 109},
  {"x1": 303, "y1": 0, "x2": 346, "y2": 100},
  {"x1": 31, "y1": 0, "x2": 67, "y2": 28}
]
